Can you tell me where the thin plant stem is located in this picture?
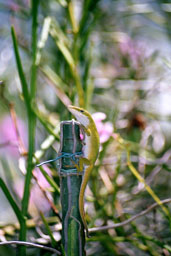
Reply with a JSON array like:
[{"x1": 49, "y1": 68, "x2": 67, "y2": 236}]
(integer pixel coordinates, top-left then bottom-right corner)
[
  {"x1": 38, "y1": 165, "x2": 60, "y2": 194},
  {"x1": 11, "y1": 24, "x2": 32, "y2": 255},
  {"x1": 40, "y1": 211, "x2": 57, "y2": 248},
  {"x1": 0, "y1": 241, "x2": 61, "y2": 255},
  {"x1": 89, "y1": 198, "x2": 171, "y2": 233},
  {"x1": 30, "y1": 0, "x2": 39, "y2": 99},
  {"x1": 0, "y1": 178, "x2": 24, "y2": 226},
  {"x1": 19, "y1": 115, "x2": 36, "y2": 256},
  {"x1": 68, "y1": 1, "x2": 78, "y2": 34},
  {"x1": 11, "y1": 27, "x2": 30, "y2": 111},
  {"x1": 16, "y1": 1, "x2": 39, "y2": 255},
  {"x1": 126, "y1": 150, "x2": 170, "y2": 217}
]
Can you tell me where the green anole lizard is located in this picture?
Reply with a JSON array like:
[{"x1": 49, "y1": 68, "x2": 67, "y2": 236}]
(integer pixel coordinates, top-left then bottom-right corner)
[{"x1": 68, "y1": 105, "x2": 100, "y2": 237}]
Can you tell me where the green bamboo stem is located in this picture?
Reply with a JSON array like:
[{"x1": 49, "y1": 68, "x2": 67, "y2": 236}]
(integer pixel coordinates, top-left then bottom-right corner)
[{"x1": 60, "y1": 120, "x2": 86, "y2": 256}]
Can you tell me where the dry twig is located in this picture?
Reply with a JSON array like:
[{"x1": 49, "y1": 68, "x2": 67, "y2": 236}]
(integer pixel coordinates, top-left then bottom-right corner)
[{"x1": 89, "y1": 198, "x2": 171, "y2": 233}]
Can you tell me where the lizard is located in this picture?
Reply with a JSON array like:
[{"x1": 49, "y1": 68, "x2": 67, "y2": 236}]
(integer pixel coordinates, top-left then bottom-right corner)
[{"x1": 68, "y1": 105, "x2": 100, "y2": 237}]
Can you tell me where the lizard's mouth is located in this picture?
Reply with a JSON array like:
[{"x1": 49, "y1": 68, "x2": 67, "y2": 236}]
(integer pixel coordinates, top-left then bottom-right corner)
[
  {"x1": 68, "y1": 105, "x2": 74, "y2": 110},
  {"x1": 68, "y1": 105, "x2": 77, "y2": 115}
]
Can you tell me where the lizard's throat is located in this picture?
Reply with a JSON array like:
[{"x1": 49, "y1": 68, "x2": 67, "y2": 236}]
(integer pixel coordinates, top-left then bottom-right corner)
[
  {"x1": 75, "y1": 114, "x2": 90, "y2": 127},
  {"x1": 70, "y1": 110, "x2": 90, "y2": 127}
]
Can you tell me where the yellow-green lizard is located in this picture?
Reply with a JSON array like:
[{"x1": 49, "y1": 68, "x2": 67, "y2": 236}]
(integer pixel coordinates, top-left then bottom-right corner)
[{"x1": 68, "y1": 105, "x2": 100, "y2": 237}]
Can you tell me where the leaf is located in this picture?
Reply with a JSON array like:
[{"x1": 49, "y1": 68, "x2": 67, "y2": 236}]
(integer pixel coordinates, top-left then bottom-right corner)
[
  {"x1": 55, "y1": 0, "x2": 67, "y2": 7},
  {"x1": 41, "y1": 66, "x2": 72, "y2": 106},
  {"x1": 34, "y1": 125, "x2": 60, "y2": 161},
  {"x1": 40, "y1": 211, "x2": 57, "y2": 248},
  {"x1": 11, "y1": 26, "x2": 30, "y2": 109},
  {"x1": 50, "y1": 18, "x2": 70, "y2": 48},
  {"x1": 49, "y1": 18, "x2": 85, "y2": 107},
  {"x1": 50, "y1": 19, "x2": 75, "y2": 72},
  {"x1": 42, "y1": 65, "x2": 68, "y2": 91},
  {"x1": 38, "y1": 166, "x2": 60, "y2": 194},
  {"x1": 36, "y1": 17, "x2": 51, "y2": 65},
  {"x1": 68, "y1": 1, "x2": 78, "y2": 33},
  {"x1": 30, "y1": 0, "x2": 39, "y2": 98},
  {"x1": 0, "y1": 178, "x2": 24, "y2": 225}
]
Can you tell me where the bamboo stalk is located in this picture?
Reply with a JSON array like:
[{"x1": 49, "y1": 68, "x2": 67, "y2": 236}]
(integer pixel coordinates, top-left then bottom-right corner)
[{"x1": 60, "y1": 120, "x2": 86, "y2": 256}]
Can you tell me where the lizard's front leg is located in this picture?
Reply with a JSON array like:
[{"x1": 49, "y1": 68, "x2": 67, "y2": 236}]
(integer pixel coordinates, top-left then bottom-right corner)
[{"x1": 74, "y1": 157, "x2": 90, "y2": 172}]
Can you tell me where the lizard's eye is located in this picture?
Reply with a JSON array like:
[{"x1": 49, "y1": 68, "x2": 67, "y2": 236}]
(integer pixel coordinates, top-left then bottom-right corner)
[{"x1": 80, "y1": 110, "x2": 84, "y2": 113}]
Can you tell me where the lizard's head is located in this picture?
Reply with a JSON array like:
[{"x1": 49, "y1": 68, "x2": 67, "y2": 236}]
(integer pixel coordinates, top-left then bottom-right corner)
[{"x1": 68, "y1": 105, "x2": 90, "y2": 127}]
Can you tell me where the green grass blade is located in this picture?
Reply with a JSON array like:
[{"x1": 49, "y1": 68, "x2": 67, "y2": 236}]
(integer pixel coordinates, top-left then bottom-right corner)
[
  {"x1": 50, "y1": 18, "x2": 85, "y2": 107},
  {"x1": 42, "y1": 65, "x2": 68, "y2": 91},
  {"x1": 34, "y1": 125, "x2": 60, "y2": 161},
  {"x1": 56, "y1": 0, "x2": 67, "y2": 7},
  {"x1": 31, "y1": 105, "x2": 60, "y2": 140},
  {"x1": 40, "y1": 211, "x2": 57, "y2": 248},
  {"x1": 30, "y1": 0, "x2": 39, "y2": 98},
  {"x1": 50, "y1": 18, "x2": 70, "y2": 48},
  {"x1": 0, "y1": 178, "x2": 24, "y2": 225},
  {"x1": 40, "y1": 67, "x2": 72, "y2": 106},
  {"x1": 11, "y1": 26, "x2": 30, "y2": 109},
  {"x1": 36, "y1": 17, "x2": 51, "y2": 65},
  {"x1": 67, "y1": 1, "x2": 78, "y2": 33},
  {"x1": 38, "y1": 166, "x2": 60, "y2": 194},
  {"x1": 79, "y1": 0, "x2": 100, "y2": 34}
]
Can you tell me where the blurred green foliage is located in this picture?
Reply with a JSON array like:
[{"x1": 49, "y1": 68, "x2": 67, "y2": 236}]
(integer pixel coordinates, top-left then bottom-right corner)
[{"x1": 0, "y1": 0, "x2": 171, "y2": 255}]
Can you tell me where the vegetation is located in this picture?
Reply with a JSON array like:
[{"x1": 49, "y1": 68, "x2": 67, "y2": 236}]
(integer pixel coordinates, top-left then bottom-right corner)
[{"x1": 0, "y1": 0, "x2": 170, "y2": 255}]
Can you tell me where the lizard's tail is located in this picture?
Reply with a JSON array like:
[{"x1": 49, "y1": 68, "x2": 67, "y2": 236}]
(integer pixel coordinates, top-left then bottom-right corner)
[{"x1": 79, "y1": 165, "x2": 93, "y2": 238}]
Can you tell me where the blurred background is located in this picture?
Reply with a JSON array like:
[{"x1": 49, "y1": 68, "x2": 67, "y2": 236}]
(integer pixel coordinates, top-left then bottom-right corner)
[{"x1": 0, "y1": 0, "x2": 171, "y2": 255}]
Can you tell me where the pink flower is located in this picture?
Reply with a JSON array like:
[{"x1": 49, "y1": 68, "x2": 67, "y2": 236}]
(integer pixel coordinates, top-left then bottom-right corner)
[
  {"x1": 92, "y1": 112, "x2": 114, "y2": 143},
  {"x1": 119, "y1": 37, "x2": 144, "y2": 70},
  {"x1": 7, "y1": 0, "x2": 29, "y2": 11},
  {"x1": 0, "y1": 116, "x2": 27, "y2": 157},
  {"x1": 15, "y1": 166, "x2": 52, "y2": 216},
  {"x1": 33, "y1": 167, "x2": 51, "y2": 189}
]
